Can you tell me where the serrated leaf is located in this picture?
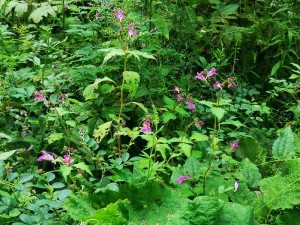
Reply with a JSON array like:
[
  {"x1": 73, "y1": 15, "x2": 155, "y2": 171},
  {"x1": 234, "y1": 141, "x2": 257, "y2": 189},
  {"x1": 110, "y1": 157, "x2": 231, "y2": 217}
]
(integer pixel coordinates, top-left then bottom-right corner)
[
  {"x1": 130, "y1": 102, "x2": 148, "y2": 114},
  {"x1": 220, "y1": 120, "x2": 245, "y2": 128},
  {"x1": 128, "y1": 50, "x2": 155, "y2": 60},
  {"x1": 47, "y1": 133, "x2": 64, "y2": 144},
  {"x1": 123, "y1": 71, "x2": 140, "y2": 98},
  {"x1": 272, "y1": 126, "x2": 295, "y2": 160},
  {"x1": 183, "y1": 157, "x2": 200, "y2": 178},
  {"x1": 271, "y1": 61, "x2": 281, "y2": 76},
  {"x1": 93, "y1": 121, "x2": 112, "y2": 143},
  {"x1": 259, "y1": 175, "x2": 300, "y2": 210},
  {"x1": 83, "y1": 77, "x2": 116, "y2": 100},
  {"x1": 29, "y1": 3, "x2": 58, "y2": 23},
  {"x1": 240, "y1": 159, "x2": 261, "y2": 188},
  {"x1": 178, "y1": 143, "x2": 192, "y2": 157},
  {"x1": 0, "y1": 133, "x2": 12, "y2": 141},
  {"x1": 73, "y1": 162, "x2": 93, "y2": 176},
  {"x1": 211, "y1": 107, "x2": 226, "y2": 121},
  {"x1": 152, "y1": 14, "x2": 169, "y2": 39},
  {"x1": 54, "y1": 189, "x2": 72, "y2": 200},
  {"x1": 102, "y1": 48, "x2": 125, "y2": 64},
  {"x1": 162, "y1": 112, "x2": 176, "y2": 123},
  {"x1": 18, "y1": 173, "x2": 34, "y2": 184},
  {"x1": 0, "y1": 150, "x2": 17, "y2": 160},
  {"x1": 14, "y1": 1, "x2": 28, "y2": 17},
  {"x1": 59, "y1": 165, "x2": 72, "y2": 182}
]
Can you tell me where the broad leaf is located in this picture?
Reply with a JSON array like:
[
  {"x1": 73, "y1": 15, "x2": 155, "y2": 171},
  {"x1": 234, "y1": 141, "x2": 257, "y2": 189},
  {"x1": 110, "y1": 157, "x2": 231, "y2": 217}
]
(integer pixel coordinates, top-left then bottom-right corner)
[
  {"x1": 0, "y1": 150, "x2": 17, "y2": 161},
  {"x1": 123, "y1": 71, "x2": 140, "y2": 98},
  {"x1": 93, "y1": 121, "x2": 112, "y2": 143},
  {"x1": 73, "y1": 162, "x2": 93, "y2": 176},
  {"x1": 272, "y1": 126, "x2": 295, "y2": 160},
  {"x1": 211, "y1": 107, "x2": 226, "y2": 121}
]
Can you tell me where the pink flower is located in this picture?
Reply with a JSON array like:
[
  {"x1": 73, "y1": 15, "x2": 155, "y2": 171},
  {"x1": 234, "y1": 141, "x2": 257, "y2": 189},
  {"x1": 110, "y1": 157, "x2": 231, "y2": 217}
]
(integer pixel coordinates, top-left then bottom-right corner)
[
  {"x1": 186, "y1": 100, "x2": 195, "y2": 110},
  {"x1": 231, "y1": 140, "x2": 239, "y2": 151},
  {"x1": 141, "y1": 119, "x2": 152, "y2": 134},
  {"x1": 115, "y1": 9, "x2": 126, "y2": 21},
  {"x1": 234, "y1": 181, "x2": 239, "y2": 192},
  {"x1": 63, "y1": 154, "x2": 72, "y2": 166},
  {"x1": 196, "y1": 119, "x2": 205, "y2": 126},
  {"x1": 213, "y1": 81, "x2": 222, "y2": 89},
  {"x1": 177, "y1": 175, "x2": 190, "y2": 184},
  {"x1": 128, "y1": 25, "x2": 137, "y2": 37},
  {"x1": 207, "y1": 67, "x2": 218, "y2": 77},
  {"x1": 194, "y1": 72, "x2": 207, "y2": 81},
  {"x1": 34, "y1": 91, "x2": 49, "y2": 107},
  {"x1": 228, "y1": 82, "x2": 238, "y2": 88},
  {"x1": 38, "y1": 151, "x2": 54, "y2": 162},
  {"x1": 177, "y1": 93, "x2": 184, "y2": 102},
  {"x1": 172, "y1": 86, "x2": 181, "y2": 93}
]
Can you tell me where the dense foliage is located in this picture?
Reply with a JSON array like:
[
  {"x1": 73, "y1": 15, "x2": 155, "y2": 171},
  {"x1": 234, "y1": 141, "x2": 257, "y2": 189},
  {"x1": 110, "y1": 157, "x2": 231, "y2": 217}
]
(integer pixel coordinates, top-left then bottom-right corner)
[{"x1": 0, "y1": 0, "x2": 299, "y2": 224}]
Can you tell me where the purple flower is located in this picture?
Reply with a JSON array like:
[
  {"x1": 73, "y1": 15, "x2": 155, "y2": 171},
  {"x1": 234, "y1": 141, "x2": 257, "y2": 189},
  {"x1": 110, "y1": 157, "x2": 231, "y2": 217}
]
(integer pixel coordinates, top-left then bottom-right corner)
[
  {"x1": 231, "y1": 140, "x2": 239, "y2": 151},
  {"x1": 196, "y1": 119, "x2": 205, "y2": 126},
  {"x1": 34, "y1": 91, "x2": 49, "y2": 107},
  {"x1": 115, "y1": 9, "x2": 126, "y2": 21},
  {"x1": 234, "y1": 181, "x2": 239, "y2": 192},
  {"x1": 63, "y1": 155, "x2": 72, "y2": 166},
  {"x1": 177, "y1": 175, "x2": 190, "y2": 184},
  {"x1": 213, "y1": 81, "x2": 222, "y2": 89},
  {"x1": 207, "y1": 67, "x2": 218, "y2": 77},
  {"x1": 141, "y1": 119, "x2": 152, "y2": 134},
  {"x1": 194, "y1": 72, "x2": 207, "y2": 81},
  {"x1": 128, "y1": 25, "x2": 137, "y2": 37},
  {"x1": 228, "y1": 82, "x2": 238, "y2": 88},
  {"x1": 38, "y1": 151, "x2": 54, "y2": 162},
  {"x1": 172, "y1": 86, "x2": 181, "y2": 93},
  {"x1": 186, "y1": 100, "x2": 195, "y2": 110},
  {"x1": 177, "y1": 93, "x2": 184, "y2": 102}
]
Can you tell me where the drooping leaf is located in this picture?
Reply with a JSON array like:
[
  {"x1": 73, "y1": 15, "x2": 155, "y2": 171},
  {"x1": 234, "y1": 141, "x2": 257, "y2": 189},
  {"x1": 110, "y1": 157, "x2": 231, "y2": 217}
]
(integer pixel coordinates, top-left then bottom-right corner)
[
  {"x1": 59, "y1": 165, "x2": 72, "y2": 182},
  {"x1": 73, "y1": 162, "x2": 93, "y2": 176},
  {"x1": 47, "y1": 133, "x2": 64, "y2": 144},
  {"x1": 211, "y1": 107, "x2": 226, "y2": 121},
  {"x1": 101, "y1": 48, "x2": 125, "y2": 64},
  {"x1": 272, "y1": 126, "x2": 295, "y2": 160},
  {"x1": 152, "y1": 14, "x2": 169, "y2": 39},
  {"x1": 220, "y1": 4, "x2": 239, "y2": 16},
  {"x1": 93, "y1": 121, "x2": 112, "y2": 143},
  {"x1": 162, "y1": 112, "x2": 176, "y2": 123},
  {"x1": 183, "y1": 157, "x2": 200, "y2": 178},
  {"x1": 83, "y1": 77, "x2": 116, "y2": 100},
  {"x1": 190, "y1": 132, "x2": 209, "y2": 142},
  {"x1": 239, "y1": 159, "x2": 261, "y2": 188},
  {"x1": 0, "y1": 133, "x2": 12, "y2": 141},
  {"x1": 128, "y1": 50, "x2": 155, "y2": 60},
  {"x1": 0, "y1": 150, "x2": 17, "y2": 161}
]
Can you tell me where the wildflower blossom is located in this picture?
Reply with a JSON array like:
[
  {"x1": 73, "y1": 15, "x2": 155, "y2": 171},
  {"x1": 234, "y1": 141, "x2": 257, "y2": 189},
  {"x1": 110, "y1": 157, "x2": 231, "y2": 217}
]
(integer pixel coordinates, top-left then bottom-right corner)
[
  {"x1": 234, "y1": 181, "x2": 239, "y2": 192},
  {"x1": 177, "y1": 93, "x2": 184, "y2": 102},
  {"x1": 172, "y1": 86, "x2": 181, "y2": 93},
  {"x1": 213, "y1": 81, "x2": 222, "y2": 89},
  {"x1": 34, "y1": 91, "x2": 49, "y2": 107},
  {"x1": 207, "y1": 67, "x2": 218, "y2": 77},
  {"x1": 141, "y1": 119, "x2": 152, "y2": 134},
  {"x1": 128, "y1": 25, "x2": 137, "y2": 37},
  {"x1": 186, "y1": 100, "x2": 195, "y2": 110},
  {"x1": 63, "y1": 154, "x2": 72, "y2": 166},
  {"x1": 38, "y1": 151, "x2": 54, "y2": 162},
  {"x1": 115, "y1": 9, "x2": 126, "y2": 21},
  {"x1": 228, "y1": 82, "x2": 238, "y2": 88},
  {"x1": 177, "y1": 175, "x2": 190, "y2": 184},
  {"x1": 231, "y1": 140, "x2": 239, "y2": 151},
  {"x1": 196, "y1": 119, "x2": 205, "y2": 126},
  {"x1": 194, "y1": 72, "x2": 207, "y2": 81}
]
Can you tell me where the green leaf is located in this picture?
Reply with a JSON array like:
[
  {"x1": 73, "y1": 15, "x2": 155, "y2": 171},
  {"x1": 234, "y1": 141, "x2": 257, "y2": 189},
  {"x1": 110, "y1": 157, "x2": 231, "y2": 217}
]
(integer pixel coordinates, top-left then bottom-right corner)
[
  {"x1": 220, "y1": 4, "x2": 239, "y2": 16},
  {"x1": 272, "y1": 126, "x2": 295, "y2": 160},
  {"x1": 29, "y1": 2, "x2": 58, "y2": 23},
  {"x1": 240, "y1": 159, "x2": 261, "y2": 188},
  {"x1": 220, "y1": 120, "x2": 245, "y2": 128},
  {"x1": 128, "y1": 50, "x2": 155, "y2": 60},
  {"x1": 101, "y1": 48, "x2": 125, "y2": 64},
  {"x1": 18, "y1": 173, "x2": 34, "y2": 184},
  {"x1": 73, "y1": 162, "x2": 93, "y2": 176},
  {"x1": 183, "y1": 157, "x2": 200, "y2": 178},
  {"x1": 275, "y1": 209, "x2": 300, "y2": 225},
  {"x1": 47, "y1": 133, "x2": 64, "y2": 144},
  {"x1": 93, "y1": 121, "x2": 112, "y2": 143},
  {"x1": 271, "y1": 61, "x2": 281, "y2": 76},
  {"x1": 130, "y1": 102, "x2": 149, "y2": 114},
  {"x1": 0, "y1": 161, "x2": 4, "y2": 179},
  {"x1": 152, "y1": 14, "x2": 169, "y2": 40},
  {"x1": 14, "y1": 1, "x2": 28, "y2": 17},
  {"x1": 63, "y1": 194, "x2": 95, "y2": 221},
  {"x1": 54, "y1": 189, "x2": 72, "y2": 201},
  {"x1": 52, "y1": 182, "x2": 65, "y2": 189},
  {"x1": 82, "y1": 199, "x2": 129, "y2": 225},
  {"x1": 219, "y1": 202, "x2": 256, "y2": 225},
  {"x1": 190, "y1": 132, "x2": 209, "y2": 142},
  {"x1": 156, "y1": 143, "x2": 170, "y2": 161},
  {"x1": 0, "y1": 150, "x2": 17, "y2": 161},
  {"x1": 259, "y1": 175, "x2": 300, "y2": 210},
  {"x1": 164, "y1": 96, "x2": 176, "y2": 110},
  {"x1": 83, "y1": 77, "x2": 116, "y2": 100},
  {"x1": 59, "y1": 165, "x2": 72, "y2": 182},
  {"x1": 0, "y1": 133, "x2": 12, "y2": 141},
  {"x1": 178, "y1": 143, "x2": 192, "y2": 157},
  {"x1": 123, "y1": 71, "x2": 140, "y2": 98},
  {"x1": 211, "y1": 107, "x2": 226, "y2": 121},
  {"x1": 236, "y1": 136, "x2": 267, "y2": 164},
  {"x1": 162, "y1": 112, "x2": 176, "y2": 123}
]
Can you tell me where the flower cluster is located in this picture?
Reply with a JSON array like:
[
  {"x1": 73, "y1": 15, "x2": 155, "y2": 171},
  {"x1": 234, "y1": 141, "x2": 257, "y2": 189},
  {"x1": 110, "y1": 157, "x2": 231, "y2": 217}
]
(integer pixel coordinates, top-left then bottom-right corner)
[
  {"x1": 195, "y1": 67, "x2": 238, "y2": 90},
  {"x1": 172, "y1": 86, "x2": 196, "y2": 110},
  {"x1": 38, "y1": 151, "x2": 72, "y2": 167},
  {"x1": 114, "y1": 9, "x2": 138, "y2": 37},
  {"x1": 231, "y1": 140, "x2": 239, "y2": 151},
  {"x1": 115, "y1": 9, "x2": 126, "y2": 21}
]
